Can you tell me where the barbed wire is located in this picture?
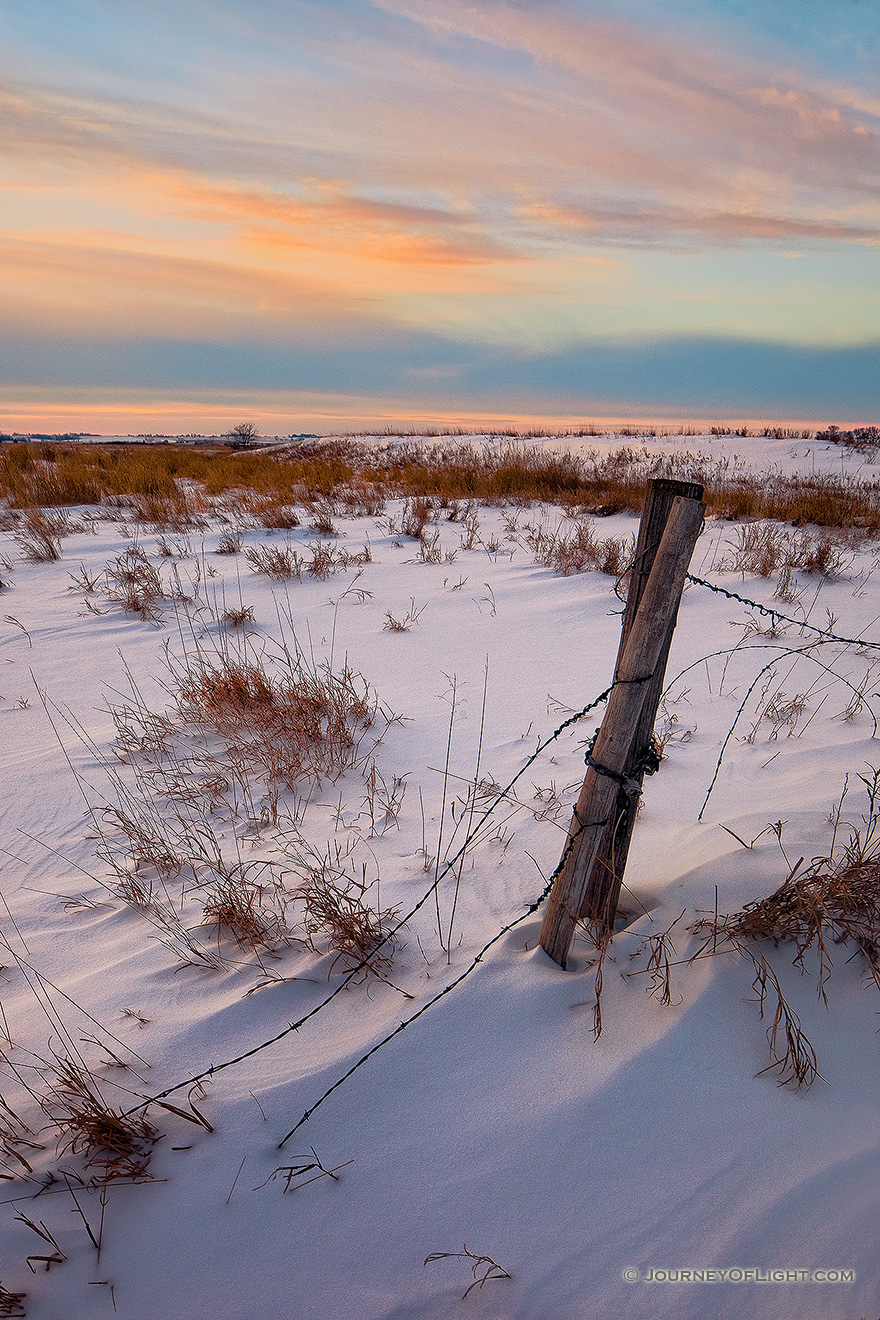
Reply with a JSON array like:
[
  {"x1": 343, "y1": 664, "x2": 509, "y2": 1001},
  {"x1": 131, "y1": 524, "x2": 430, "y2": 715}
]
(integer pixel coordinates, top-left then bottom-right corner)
[
  {"x1": 124, "y1": 680, "x2": 617, "y2": 1117},
  {"x1": 686, "y1": 573, "x2": 880, "y2": 651},
  {"x1": 697, "y1": 639, "x2": 878, "y2": 819},
  {"x1": 277, "y1": 804, "x2": 611, "y2": 1146},
  {"x1": 283, "y1": 570, "x2": 880, "y2": 1135},
  {"x1": 126, "y1": 568, "x2": 880, "y2": 1124}
]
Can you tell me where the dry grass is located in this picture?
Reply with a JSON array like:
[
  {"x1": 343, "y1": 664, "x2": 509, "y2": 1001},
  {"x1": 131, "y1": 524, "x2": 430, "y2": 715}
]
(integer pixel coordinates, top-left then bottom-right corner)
[
  {"x1": 105, "y1": 546, "x2": 165, "y2": 619},
  {"x1": 202, "y1": 873, "x2": 290, "y2": 953},
  {"x1": 244, "y1": 543, "x2": 303, "y2": 580},
  {"x1": 626, "y1": 912, "x2": 687, "y2": 1007},
  {"x1": 700, "y1": 848, "x2": 880, "y2": 999},
  {"x1": 98, "y1": 806, "x2": 184, "y2": 887},
  {"x1": 306, "y1": 501, "x2": 338, "y2": 535},
  {"x1": 4, "y1": 437, "x2": 879, "y2": 534},
  {"x1": 699, "y1": 770, "x2": 880, "y2": 994},
  {"x1": 747, "y1": 952, "x2": 821, "y2": 1088},
  {"x1": 415, "y1": 529, "x2": 443, "y2": 563},
  {"x1": 306, "y1": 541, "x2": 371, "y2": 580},
  {"x1": 400, "y1": 495, "x2": 436, "y2": 539},
  {"x1": 216, "y1": 529, "x2": 242, "y2": 554},
  {"x1": 15, "y1": 509, "x2": 68, "y2": 562},
  {"x1": 424, "y1": 1245, "x2": 512, "y2": 1300},
  {"x1": 221, "y1": 603, "x2": 255, "y2": 628},
  {"x1": 257, "y1": 1148, "x2": 354, "y2": 1194},
  {"x1": 110, "y1": 705, "x2": 175, "y2": 758},
  {"x1": 171, "y1": 645, "x2": 379, "y2": 789},
  {"x1": 129, "y1": 486, "x2": 207, "y2": 532},
  {"x1": 306, "y1": 541, "x2": 337, "y2": 580},
  {"x1": 284, "y1": 841, "x2": 402, "y2": 985},
  {"x1": 383, "y1": 599, "x2": 425, "y2": 631},
  {"x1": 720, "y1": 524, "x2": 853, "y2": 579},
  {"x1": 85, "y1": 623, "x2": 399, "y2": 979},
  {"x1": 298, "y1": 872, "x2": 399, "y2": 981},
  {"x1": 525, "y1": 517, "x2": 634, "y2": 577},
  {"x1": 361, "y1": 761, "x2": 408, "y2": 834},
  {"x1": 0, "y1": 1283, "x2": 26, "y2": 1317},
  {"x1": 243, "y1": 536, "x2": 372, "y2": 585},
  {"x1": 254, "y1": 498, "x2": 301, "y2": 530},
  {"x1": 44, "y1": 1058, "x2": 157, "y2": 1180}
]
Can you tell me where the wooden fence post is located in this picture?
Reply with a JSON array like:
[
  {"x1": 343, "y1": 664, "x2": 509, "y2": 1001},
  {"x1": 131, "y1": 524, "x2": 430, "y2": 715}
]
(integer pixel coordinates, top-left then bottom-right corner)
[
  {"x1": 577, "y1": 477, "x2": 704, "y2": 927},
  {"x1": 539, "y1": 492, "x2": 705, "y2": 968}
]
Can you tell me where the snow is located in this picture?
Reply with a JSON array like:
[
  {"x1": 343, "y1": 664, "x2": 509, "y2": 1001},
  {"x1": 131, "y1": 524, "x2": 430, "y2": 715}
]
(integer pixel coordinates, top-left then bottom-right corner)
[{"x1": 0, "y1": 433, "x2": 877, "y2": 1318}]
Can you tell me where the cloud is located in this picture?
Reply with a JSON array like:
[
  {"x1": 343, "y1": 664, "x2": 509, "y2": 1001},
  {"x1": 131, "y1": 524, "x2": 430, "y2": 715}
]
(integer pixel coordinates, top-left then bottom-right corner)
[
  {"x1": 1, "y1": 0, "x2": 879, "y2": 399},
  {"x1": 371, "y1": 0, "x2": 880, "y2": 204},
  {"x1": 0, "y1": 232, "x2": 381, "y2": 335},
  {"x1": 158, "y1": 174, "x2": 519, "y2": 266},
  {"x1": 517, "y1": 202, "x2": 880, "y2": 247},
  {"x1": 1, "y1": 326, "x2": 878, "y2": 418},
  {"x1": 4, "y1": 0, "x2": 880, "y2": 253}
]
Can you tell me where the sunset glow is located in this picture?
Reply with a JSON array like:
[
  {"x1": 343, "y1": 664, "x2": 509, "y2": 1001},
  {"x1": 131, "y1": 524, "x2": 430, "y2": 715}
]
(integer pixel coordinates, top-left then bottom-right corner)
[{"x1": 2, "y1": 0, "x2": 879, "y2": 431}]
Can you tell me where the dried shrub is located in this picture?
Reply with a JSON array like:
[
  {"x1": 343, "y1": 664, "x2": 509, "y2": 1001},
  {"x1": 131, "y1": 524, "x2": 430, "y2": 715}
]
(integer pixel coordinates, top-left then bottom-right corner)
[
  {"x1": 222, "y1": 604, "x2": 255, "y2": 628},
  {"x1": 105, "y1": 546, "x2": 165, "y2": 618},
  {"x1": 171, "y1": 645, "x2": 380, "y2": 788},
  {"x1": 244, "y1": 544, "x2": 303, "y2": 580},
  {"x1": 526, "y1": 518, "x2": 633, "y2": 577},
  {"x1": 15, "y1": 509, "x2": 68, "y2": 561},
  {"x1": 202, "y1": 875, "x2": 289, "y2": 953},
  {"x1": 295, "y1": 865, "x2": 399, "y2": 983},
  {"x1": 816, "y1": 423, "x2": 880, "y2": 451},
  {"x1": 45, "y1": 1059, "x2": 157, "y2": 1180},
  {"x1": 698, "y1": 770, "x2": 880, "y2": 1001}
]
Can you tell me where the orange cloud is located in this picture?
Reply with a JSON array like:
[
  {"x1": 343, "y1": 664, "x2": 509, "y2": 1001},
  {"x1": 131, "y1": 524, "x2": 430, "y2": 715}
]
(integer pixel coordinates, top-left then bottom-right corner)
[
  {"x1": 153, "y1": 173, "x2": 518, "y2": 267},
  {"x1": 2, "y1": 1, "x2": 880, "y2": 356},
  {"x1": 0, "y1": 231, "x2": 376, "y2": 335}
]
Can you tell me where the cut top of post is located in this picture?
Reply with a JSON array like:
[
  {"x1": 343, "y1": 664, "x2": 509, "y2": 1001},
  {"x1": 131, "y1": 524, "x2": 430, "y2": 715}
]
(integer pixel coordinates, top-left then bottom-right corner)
[{"x1": 621, "y1": 477, "x2": 705, "y2": 652}]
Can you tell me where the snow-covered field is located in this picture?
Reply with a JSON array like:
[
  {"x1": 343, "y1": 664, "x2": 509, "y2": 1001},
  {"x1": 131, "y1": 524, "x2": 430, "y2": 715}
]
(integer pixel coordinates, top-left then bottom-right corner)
[{"x1": 1, "y1": 433, "x2": 878, "y2": 1319}]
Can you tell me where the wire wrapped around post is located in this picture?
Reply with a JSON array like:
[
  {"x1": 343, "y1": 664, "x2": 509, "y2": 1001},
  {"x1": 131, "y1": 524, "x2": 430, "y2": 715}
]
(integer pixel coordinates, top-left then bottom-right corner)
[{"x1": 539, "y1": 490, "x2": 706, "y2": 969}]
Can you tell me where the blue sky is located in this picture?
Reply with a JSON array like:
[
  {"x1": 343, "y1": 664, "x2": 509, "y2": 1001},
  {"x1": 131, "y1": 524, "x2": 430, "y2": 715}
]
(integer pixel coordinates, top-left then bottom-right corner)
[{"x1": 1, "y1": 0, "x2": 878, "y2": 430}]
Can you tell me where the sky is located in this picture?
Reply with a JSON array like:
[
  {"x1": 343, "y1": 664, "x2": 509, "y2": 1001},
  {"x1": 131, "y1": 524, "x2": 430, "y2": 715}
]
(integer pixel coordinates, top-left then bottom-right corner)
[{"x1": 1, "y1": 0, "x2": 879, "y2": 433}]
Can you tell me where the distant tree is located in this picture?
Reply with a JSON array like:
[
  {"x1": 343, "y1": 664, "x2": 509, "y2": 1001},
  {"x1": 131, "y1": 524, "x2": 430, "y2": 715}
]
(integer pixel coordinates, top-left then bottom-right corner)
[{"x1": 227, "y1": 421, "x2": 260, "y2": 449}]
